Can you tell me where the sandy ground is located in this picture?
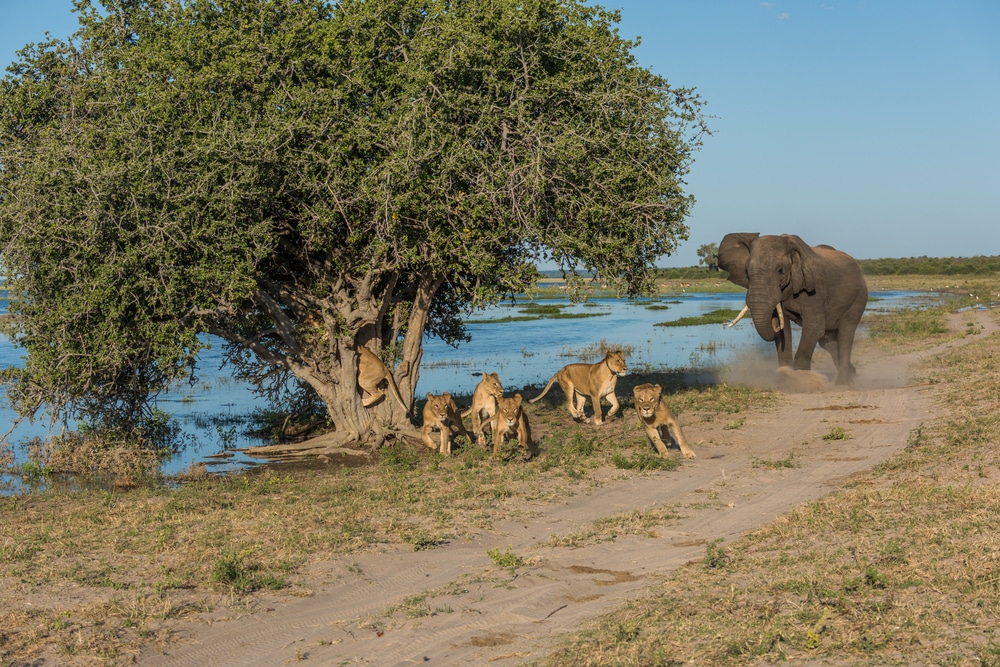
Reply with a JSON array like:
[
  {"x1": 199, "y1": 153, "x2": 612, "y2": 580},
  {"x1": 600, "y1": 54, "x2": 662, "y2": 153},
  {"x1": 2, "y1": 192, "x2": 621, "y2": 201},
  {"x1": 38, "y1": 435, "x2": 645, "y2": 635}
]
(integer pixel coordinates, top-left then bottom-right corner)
[{"x1": 139, "y1": 309, "x2": 997, "y2": 667}]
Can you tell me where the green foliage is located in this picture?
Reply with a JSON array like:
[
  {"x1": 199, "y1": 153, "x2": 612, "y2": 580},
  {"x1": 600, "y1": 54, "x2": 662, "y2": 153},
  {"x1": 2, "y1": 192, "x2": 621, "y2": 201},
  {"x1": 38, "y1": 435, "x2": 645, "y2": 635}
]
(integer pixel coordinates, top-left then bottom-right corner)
[
  {"x1": 860, "y1": 255, "x2": 1000, "y2": 275},
  {"x1": 0, "y1": 0, "x2": 707, "y2": 437},
  {"x1": 486, "y1": 545, "x2": 524, "y2": 569},
  {"x1": 697, "y1": 242, "x2": 720, "y2": 270}
]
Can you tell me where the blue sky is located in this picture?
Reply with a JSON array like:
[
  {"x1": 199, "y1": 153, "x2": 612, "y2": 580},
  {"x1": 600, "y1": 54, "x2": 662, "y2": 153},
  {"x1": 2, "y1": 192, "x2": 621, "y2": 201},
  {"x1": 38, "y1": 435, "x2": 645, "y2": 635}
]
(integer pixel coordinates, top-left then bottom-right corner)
[{"x1": 2, "y1": 1, "x2": 998, "y2": 265}]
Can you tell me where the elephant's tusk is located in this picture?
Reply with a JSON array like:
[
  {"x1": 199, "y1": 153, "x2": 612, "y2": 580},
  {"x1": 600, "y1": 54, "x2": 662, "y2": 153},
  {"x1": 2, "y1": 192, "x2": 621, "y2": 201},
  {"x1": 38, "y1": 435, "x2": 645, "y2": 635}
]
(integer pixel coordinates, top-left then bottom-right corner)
[
  {"x1": 726, "y1": 304, "x2": 749, "y2": 328},
  {"x1": 773, "y1": 302, "x2": 785, "y2": 333}
]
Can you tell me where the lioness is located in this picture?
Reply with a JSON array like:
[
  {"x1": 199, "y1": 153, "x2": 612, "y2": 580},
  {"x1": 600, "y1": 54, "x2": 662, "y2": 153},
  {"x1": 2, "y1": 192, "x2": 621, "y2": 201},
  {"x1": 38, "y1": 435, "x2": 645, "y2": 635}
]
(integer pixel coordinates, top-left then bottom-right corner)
[
  {"x1": 421, "y1": 392, "x2": 472, "y2": 456},
  {"x1": 357, "y1": 345, "x2": 410, "y2": 416},
  {"x1": 492, "y1": 393, "x2": 535, "y2": 460},
  {"x1": 632, "y1": 383, "x2": 695, "y2": 458},
  {"x1": 529, "y1": 350, "x2": 627, "y2": 425},
  {"x1": 463, "y1": 372, "x2": 504, "y2": 446}
]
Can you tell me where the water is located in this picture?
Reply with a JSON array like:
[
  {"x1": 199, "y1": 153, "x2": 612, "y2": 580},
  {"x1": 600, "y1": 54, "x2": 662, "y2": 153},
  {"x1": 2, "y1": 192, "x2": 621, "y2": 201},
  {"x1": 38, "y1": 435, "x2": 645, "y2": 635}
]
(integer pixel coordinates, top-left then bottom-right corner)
[
  {"x1": 418, "y1": 294, "x2": 750, "y2": 396},
  {"x1": 0, "y1": 290, "x2": 932, "y2": 490}
]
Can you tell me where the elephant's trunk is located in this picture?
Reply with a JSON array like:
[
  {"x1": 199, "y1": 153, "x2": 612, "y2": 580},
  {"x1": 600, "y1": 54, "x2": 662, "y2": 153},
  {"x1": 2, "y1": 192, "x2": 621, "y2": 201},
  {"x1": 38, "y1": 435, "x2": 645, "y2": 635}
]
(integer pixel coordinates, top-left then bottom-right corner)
[{"x1": 748, "y1": 292, "x2": 781, "y2": 342}]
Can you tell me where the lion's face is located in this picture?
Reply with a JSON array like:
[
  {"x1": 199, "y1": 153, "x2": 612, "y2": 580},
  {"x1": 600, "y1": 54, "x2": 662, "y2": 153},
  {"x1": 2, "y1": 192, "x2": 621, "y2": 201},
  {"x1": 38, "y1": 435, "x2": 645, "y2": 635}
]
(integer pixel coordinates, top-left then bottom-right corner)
[
  {"x1": 480, "y1": 372, "x2": 503, "y2": 398},
  {"x1": 606, "y1": 350, "x2": 627, "y2": 377},
  {"x1": 424, "y1": 392, "x2": 453, "y2": 424},
  {"x1": 496, "y1": 394, "x2": 523, "y2": 428},
  {"x1": 632, "y1": 383, "x2": 662, "y2": 419}
]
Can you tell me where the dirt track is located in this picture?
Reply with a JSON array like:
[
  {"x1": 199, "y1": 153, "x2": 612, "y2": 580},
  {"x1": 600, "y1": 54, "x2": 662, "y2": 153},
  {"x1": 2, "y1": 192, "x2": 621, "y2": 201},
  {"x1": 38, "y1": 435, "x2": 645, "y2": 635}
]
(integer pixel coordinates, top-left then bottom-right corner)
[{"x1": 140, "y1": 310, "x2": 995, "y2": 666}]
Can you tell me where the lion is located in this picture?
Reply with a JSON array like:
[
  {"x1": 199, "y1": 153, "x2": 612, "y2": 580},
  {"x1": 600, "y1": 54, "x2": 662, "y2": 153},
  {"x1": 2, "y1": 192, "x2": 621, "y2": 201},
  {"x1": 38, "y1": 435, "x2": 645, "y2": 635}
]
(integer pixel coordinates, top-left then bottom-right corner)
[
  {"x1": 462, "y1": 372, "x2": 504, "y2": 446},
  {"x1": 492, "y1": 393, "x2": 535, "y2": 460},
  {"x1": 529, "y1": 350, "x2": 627, "y2": 425},
  {"x1": 357, "y1": 345, "x2": 410, "y2": 416},
  {"x1": 421, "y1": 392, "x2": 472, "y2": 455},
  {"x1": 632, "y1": 383, "x2": 695, "y2": 458}
]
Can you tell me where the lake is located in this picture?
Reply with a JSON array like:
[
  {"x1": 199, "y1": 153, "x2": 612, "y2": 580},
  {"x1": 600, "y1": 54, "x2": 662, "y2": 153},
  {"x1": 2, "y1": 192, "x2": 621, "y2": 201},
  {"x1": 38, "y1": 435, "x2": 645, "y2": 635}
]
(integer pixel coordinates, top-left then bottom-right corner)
[{"x1": 0, "y1": 290, "x2": 932, "y2": 491}]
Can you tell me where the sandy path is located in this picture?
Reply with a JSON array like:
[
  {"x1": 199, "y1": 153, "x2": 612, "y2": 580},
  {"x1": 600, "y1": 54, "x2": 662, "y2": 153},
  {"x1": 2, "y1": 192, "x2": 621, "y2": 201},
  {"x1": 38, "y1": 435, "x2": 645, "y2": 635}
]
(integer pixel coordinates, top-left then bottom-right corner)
[{"x1": 140, "y1": 309, "x2": 995, "y2": 667}]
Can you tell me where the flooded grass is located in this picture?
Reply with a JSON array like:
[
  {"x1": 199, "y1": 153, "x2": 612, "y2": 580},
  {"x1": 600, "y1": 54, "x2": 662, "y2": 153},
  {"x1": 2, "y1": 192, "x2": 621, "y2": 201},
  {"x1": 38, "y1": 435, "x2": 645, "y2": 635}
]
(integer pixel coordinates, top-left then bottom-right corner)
[
  {"x1": 654, "y1": 308, "x2": 743, "y2": 327},
  {"x1": 557, "y1": 339, "x2": 637, "y2": 361},
  {"x1": 465, "y1": 303, "x2": 610, "y2": 324}
]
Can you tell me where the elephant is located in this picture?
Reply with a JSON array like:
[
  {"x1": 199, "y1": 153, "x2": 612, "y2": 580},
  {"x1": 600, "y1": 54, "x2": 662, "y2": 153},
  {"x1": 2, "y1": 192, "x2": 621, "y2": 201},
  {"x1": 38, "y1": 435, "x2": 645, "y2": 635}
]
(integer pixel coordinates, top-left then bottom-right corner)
[{"x1": 717, "y1": 233, "x2": 868, "y2": 385}]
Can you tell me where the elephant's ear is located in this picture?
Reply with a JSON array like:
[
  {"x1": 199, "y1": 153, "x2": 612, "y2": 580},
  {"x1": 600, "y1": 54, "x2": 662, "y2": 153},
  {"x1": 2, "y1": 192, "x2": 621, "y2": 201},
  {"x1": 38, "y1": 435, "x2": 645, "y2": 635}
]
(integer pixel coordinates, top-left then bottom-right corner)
[
  {"x1": 785, "y1": 235, "x2": 818, "y2": 294},
  {"x1": 717, "y1": 233, "x2": 759, "y2": 289}
]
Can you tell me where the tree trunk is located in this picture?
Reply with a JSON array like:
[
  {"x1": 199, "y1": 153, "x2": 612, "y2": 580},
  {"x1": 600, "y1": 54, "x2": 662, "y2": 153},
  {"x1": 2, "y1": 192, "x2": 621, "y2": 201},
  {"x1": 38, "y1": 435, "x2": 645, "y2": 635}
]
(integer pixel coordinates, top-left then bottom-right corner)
[
  {"x1": 395, "y1": 270, "x2": 446, "y2": 410},
  {"x1": 211, "y1": 269, "x2": 446, "y2": 448}
]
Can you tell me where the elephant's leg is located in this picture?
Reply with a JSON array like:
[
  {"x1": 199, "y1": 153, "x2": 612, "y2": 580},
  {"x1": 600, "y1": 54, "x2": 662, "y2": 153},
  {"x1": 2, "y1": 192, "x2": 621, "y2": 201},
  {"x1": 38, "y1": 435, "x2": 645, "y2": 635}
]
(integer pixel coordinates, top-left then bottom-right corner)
[
  {"x1": 818, "y1": 332, "x2": 841, "y2": 370},
  {"x1": 834, "y1": 326, "x2": 858, "y2": 385},
  {"x1": 794, "y1": 324, "x2": 823, "y2": 371}
]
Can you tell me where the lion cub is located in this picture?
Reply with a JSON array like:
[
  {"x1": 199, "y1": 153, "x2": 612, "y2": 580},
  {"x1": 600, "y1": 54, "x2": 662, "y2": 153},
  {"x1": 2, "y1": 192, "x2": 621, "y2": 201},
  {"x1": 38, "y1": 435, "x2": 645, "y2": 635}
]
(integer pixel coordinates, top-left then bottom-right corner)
[
  {"x1": 421, "y1": 392, "x2": 472, "y2": 456},
  {"x1": 465, "y1": 372, "x2": 504, "y2": 446},
  {"x1": 357, "y1": 345, "x2": 411, "y2": 416},
  {"x1": 530, "y1": 350, "x2": 627, "y2": 425},
  {"x1": 492, "y1": 394, "x2": 536, "y2": 460},
  {"x1": 632, "y1": 383, "x2": 695, "y2": 458}
]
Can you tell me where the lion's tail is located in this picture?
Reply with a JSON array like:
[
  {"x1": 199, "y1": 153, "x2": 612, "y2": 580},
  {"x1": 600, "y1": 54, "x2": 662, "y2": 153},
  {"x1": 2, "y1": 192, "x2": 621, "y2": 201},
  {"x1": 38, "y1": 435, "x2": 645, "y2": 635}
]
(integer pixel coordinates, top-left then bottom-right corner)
[
  {"x1": 529, "y1": 374, "x2": 559, "y2": 404},
  {"x1": 385, "y1": 371, "x2": 412, "y2": 418}
]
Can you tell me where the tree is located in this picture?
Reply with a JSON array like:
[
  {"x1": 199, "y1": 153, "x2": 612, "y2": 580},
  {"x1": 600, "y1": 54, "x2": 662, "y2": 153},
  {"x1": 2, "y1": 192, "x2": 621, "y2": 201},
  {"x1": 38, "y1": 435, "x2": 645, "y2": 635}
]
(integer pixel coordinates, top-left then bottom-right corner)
[
  {"x1": 0, "y1": 0, "x2": 708, "y2": 447},
  {"x1": 697, "y1": 243, "x2": 720, "y2": 271}
]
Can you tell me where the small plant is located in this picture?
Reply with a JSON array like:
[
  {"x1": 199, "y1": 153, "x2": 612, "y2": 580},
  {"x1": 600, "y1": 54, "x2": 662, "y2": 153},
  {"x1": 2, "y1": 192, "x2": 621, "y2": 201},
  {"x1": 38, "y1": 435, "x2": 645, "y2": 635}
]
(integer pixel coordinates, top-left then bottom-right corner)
[
  {"x1": 572, "y1": 432, "x2": 597, "y2": 457},
  {"x1": 703, "y1": 538, "x2": 729, "y2": 569},
  {"x1": 378, "y1": 440, "x2": 420, "y2": 470},
  {"x1": 211, "y1": 550, "x2": 287, "y2": 593},
  {"x1": 614, "y1": 620, "x2": 641, "y2": 642},
  {"x1": 215, "y1": 424, "x2": 238, "y2": 449},
  {"x1": 823, "y1": 426, "x2": 852, "y2": 441},
  {"x1": 845, "y1": 566, "x2": 888, "y2": 592},
  {"x1": 487, "y1": 545, "x2": 524, "y2": 569},
  {"x1": 17, "y1": 460, "x2": 49, "y2": 481},
  {"x1": 400, "y1": 529, "x2": 444, "y2": 552},
  {"x1": 751, "y1": 453, "x2": 798, "y2": 469},
  {"x1": 613, "y1": 451, "x2": 679, "y2": 471}
]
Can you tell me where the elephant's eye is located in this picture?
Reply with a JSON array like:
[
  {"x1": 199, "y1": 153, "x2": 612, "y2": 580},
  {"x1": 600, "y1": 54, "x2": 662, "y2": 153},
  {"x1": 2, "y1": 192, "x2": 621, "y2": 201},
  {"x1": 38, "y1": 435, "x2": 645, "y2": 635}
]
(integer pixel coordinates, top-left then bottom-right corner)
[{"x1": 777, "y1": 267, "x2": 785, "y2": 274}]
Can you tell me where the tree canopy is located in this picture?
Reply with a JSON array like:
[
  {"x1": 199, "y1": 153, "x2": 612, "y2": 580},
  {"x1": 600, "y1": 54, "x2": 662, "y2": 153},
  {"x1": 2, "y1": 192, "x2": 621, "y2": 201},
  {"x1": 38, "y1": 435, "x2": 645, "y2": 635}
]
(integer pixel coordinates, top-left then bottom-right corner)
[
  {"x1": 697, "y1": 243, "x2": 719, "y2": 271},
  {"x1": 0, "y1": 0, "x2": 708, "y2": 445}
]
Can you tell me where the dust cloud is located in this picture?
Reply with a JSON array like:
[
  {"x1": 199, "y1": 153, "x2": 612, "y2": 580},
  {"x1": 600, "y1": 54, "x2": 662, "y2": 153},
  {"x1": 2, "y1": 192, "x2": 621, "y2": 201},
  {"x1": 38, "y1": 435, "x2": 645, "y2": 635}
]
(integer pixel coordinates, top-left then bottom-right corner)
[{"x1": 718, "y1": 342, "x2": 915, "y2": 393}]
